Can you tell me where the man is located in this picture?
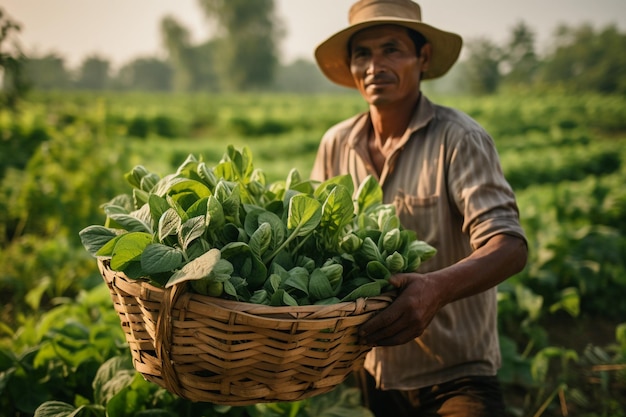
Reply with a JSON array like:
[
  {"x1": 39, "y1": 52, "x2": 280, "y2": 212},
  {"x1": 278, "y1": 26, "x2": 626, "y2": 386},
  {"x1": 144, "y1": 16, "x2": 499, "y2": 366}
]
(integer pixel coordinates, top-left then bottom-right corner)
[{"x1": 311, "y1": 0, "x2": 528, "y2": 416}]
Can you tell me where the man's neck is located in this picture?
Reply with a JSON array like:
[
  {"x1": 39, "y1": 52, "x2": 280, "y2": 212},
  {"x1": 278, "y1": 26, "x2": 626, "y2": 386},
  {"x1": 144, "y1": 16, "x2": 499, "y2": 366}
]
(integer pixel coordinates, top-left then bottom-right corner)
[{"x1": 369, "y1": 93, "x2": 421, "y2": 145}]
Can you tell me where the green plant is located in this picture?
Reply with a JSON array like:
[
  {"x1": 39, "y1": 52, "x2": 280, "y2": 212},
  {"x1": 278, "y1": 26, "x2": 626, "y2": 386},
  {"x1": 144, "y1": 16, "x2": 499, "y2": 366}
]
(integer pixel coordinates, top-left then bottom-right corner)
[{"x1": 79, "y1": 146, "x2": 436, "y2": 306}]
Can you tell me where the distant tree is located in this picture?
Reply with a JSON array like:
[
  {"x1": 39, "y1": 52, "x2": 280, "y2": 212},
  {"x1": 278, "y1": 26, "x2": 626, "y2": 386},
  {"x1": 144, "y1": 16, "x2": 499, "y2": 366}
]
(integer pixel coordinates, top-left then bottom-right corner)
[
  {"x1": 115, "y1": 56, "x2": 172, "y2": 91},
  {"x1": 464, "y1": 37, "x2": 503, "y2": 94},
  {"x1": 188, "y1": 40, "x2": 220, "y2": 91},
  {"x1": 160, "y1": 15, "x2": 194, "y2": 91},
  {"x1": 197, "y1": 0, "x2": 283, "y2": 91},
  {"x1": 24, "y1": 53, "x2": 71, "y2": 90},
  {"x1": 501, "y1": 21, "x2": 540, "y2": 86},
  {"x1": 0, "y1": 7, "x2": 29, "y2": 110},
  {"x1": 75, "y1": 55, "x2": 110, "y2": 90},
  {"x1": 540, "y1": 23, "x2": 626, "y2": 94}
]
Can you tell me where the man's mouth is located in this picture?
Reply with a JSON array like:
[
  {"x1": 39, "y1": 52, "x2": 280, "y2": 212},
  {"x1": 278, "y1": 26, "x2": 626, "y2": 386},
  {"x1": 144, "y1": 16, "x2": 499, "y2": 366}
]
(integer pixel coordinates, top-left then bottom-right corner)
[{"x1": 365, "y1": 75, "x2": 394, "y2": 89}]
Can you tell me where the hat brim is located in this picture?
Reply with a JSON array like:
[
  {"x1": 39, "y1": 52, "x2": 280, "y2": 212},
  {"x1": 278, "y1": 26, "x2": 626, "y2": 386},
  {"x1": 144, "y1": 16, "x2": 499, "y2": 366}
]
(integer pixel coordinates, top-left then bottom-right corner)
[{"x1": 314, "y1": 18, "x2": 462, "y2": 88}]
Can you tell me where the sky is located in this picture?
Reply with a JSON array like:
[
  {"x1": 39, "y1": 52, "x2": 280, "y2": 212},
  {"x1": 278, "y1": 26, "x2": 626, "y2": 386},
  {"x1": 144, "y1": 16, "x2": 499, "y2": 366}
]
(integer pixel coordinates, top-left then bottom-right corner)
[{"x1": 3, "y1": 0, "x2": 625, "y2": 70}]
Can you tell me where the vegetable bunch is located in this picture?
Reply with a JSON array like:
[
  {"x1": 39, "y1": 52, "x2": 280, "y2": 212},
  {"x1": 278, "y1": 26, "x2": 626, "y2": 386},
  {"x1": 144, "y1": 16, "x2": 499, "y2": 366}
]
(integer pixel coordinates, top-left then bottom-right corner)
[{"x1": 80, "y1": 146, "x2": 436, "y2": 306}]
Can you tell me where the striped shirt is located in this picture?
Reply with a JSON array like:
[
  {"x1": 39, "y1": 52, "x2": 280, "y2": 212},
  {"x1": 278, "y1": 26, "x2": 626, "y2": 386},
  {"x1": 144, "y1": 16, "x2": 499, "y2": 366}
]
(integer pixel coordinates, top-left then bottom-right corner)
[{"x1": 310, "y1": 94, "x2": 527, "y2": 390}]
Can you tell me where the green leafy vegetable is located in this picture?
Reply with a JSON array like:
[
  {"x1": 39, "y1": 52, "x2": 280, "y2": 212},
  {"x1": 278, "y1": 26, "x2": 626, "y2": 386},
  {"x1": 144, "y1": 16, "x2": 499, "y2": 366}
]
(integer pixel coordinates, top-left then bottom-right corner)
[{"x1": 79, "y1": 146, "x2": 436, "y2": 306}]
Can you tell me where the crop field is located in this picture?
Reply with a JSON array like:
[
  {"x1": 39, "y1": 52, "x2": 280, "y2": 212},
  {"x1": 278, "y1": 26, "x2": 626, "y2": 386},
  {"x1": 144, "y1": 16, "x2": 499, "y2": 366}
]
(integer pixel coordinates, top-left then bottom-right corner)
[{"x1": 1, "y1": 91, "x2": 625, "y2": 417}]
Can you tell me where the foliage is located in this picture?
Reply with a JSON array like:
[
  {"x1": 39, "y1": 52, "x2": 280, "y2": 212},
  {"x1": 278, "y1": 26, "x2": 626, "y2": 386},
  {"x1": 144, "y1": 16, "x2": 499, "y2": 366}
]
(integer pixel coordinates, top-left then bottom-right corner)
[
  {"x1": 23, "y1": 53, "x2": 71, "y2": 90},
  {"x1": 160, "y1": 15, "x2": 195, "y2": 92},
  {"x1": 501, "y1": 21, "x2": 540, "y2": 86},
  {"x1": 539, "y1": 23, "x2": 626, "y2": 94},
  {"x1": 0, "y1": 91, "x2": 625, "y2": 416},
  {"x1": 75, "y1": 55, "x2": 110, "y2": 90},
  {"x1": 463, "y1": 37, "x2": 502, "y2": 94},
  {"x1": 197, "y1": 0, "x2": 282, "y2": 91},
  {"x1": 114, "y1": 56, "x2": 172, "y2": 91},
  {"x1": 80, "y1": 147, "x2": 435, "y2": 305},
  {"x1": 0, "y1": 6, "x2": 29, "y2": 110}
]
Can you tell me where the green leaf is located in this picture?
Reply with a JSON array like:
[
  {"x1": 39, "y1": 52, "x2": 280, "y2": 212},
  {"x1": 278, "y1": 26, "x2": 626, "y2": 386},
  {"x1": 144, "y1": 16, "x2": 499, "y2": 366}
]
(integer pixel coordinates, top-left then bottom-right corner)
[
  {"x1": 206, "y1": 195, "x2": 225, "y2": 229},
  {"x1": 385, "y1": 251, "x2": 406, "y2": 273},
  {"x1": 548, "y1": 287, "x2": 580, "y2": 317},
  {"x1": 176, "y1": 153, "x2": 199, "y2": 176},
  {"x1": 79, "y1": 226, "x2": 119, "y2": 256},
  {"x1": 321, "y1": 263, "x2": 343, "y2": 289},
  {"x1": 267, "y1": 273, "x2": 282, "y2": 292},
  {"x1": 320, "y1": 185, "x2": 355, "y2": 237},
  {"x1": 249, "y1": 289, "x2": 269, "y2": 304},
  {"x1": 283, "y1": 267, "x2": 310, "y2": 294},
  {"x1": 515, "y1": 285, "x2": 543, "y2": 321},
  {"x1": 314, "y1": 174, "x2": 354, "y2": 201},
  {"x1": 158, "y1": 208, "x2": 180, "y2": 242},
  {"x1": 249, "y1": 222, "x2": 272, "y2": 257},
  {"x1": 223, "y1": 279, "x2": 238, "y2": 299},
  {"x1": 228, "y1": 144, "x2": 254, "y2": 180},
  {"x1": 339, "y1": 233, "x2": 362, "y2": 254},
  {"x1": 309, "y1": 268, "x2": 335, "y2": 301},
  {"x1": 141, "y1": 244, "x2": 183, "y2": 275},
  {"x1": 214, "y1": 161, "x2": 234, "y2": 181},
  {"x1": 166, "y1": 248, "x2": 223, "y2": 287},
  {"x1": 269, "y1": 289, "x2": 298, "y2": 306},
  {"x1": 258, "y1": 210, "x2": 286, "y2": 250},
  {"x1": 281, "y1": 291, "x2": 299, "y2": 306},
  {"x1": 33, "y1": 401, "x2": 79, "y2": 417},
  {"x1": 341, "y1": 281, "x2": 382, "y2": 302},
  {"x1": 221, "y1": 241, "x2": 251, "y2": 258},
  {"x1": 95, "y1": 234, "x2": 122, "y2": 257},
  {"x1": 124, "y1": 165, "x2": 150, "y2": 189},
  {"x1": 382, "y1": 228, "x2": 401, "y2": 253},
  {"x1": 93, "y1": 356, "x2": 134, "y2": 405},
  {"x1": 140, "y1": 172, "x2": 160, "y2": 192},
  {"x1": 132, "y1": 188, "x2": 149, "y2": 209},
  {"x1": 197, "y1": 161, "x2": 218, "y2": 188},
  {"x1": 185, "y1": 196, "x2": 209, "y2": 219},
  {"x1": 107, "y1": 213, "x2": 152, "y2": 233},
  {"x1": 407, "y1": 240, "x2": 437, "y2": 261},
  {"x1": 242, "y1": 253, "x2": 268, "y2": 290},
  {"x1": 287, "y1": 194, "x2": 322, "y2": 236},
  {"x1": 366, "y1": 261, "x2": 391, "y2": 280},
  {"x1": 110, "y1": 232, "x2": 153, "y2": 271},
  {"x1": 355, "y1": 175, "x2": 383, "y2": 214},
  {"x1": 178, "y1": 216, "x2": 206, "y2": 251},
  {"x1": 285, "y1": 167, "x2": 303, "y2": 190},
  {"x1": 148, "y1": 194, "x2": 170, "y2": 229},
  {"x1": 314, "y1": 297, "x2": 341, "y2": 305},
  {"x1": 166, "y1": 177, "x2": 212, "y2": 199},
  {"x1": 358, "y1": 237, "x2": 384, "y2": 264}
]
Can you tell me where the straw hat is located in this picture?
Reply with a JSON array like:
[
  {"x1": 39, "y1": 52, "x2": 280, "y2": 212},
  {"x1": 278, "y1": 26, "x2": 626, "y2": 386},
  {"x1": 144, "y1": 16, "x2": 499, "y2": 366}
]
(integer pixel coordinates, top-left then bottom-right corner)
[{"x1": 314, "y1": 0, "x2": 463, "y2": 88}]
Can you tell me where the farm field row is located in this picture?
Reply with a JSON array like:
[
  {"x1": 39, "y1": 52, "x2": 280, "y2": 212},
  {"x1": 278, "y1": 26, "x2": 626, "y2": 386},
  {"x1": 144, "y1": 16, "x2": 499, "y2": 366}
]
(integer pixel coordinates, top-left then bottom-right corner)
[{"x1": 1, "y1": 91, "x2": 625, "y2": 416}]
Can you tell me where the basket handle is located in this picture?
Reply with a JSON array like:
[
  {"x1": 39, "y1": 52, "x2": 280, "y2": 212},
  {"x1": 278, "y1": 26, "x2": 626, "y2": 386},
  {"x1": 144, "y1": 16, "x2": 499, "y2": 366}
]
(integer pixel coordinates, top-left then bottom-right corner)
[{"x1": 155, "y1": 282, "x2": 187, "y2": 398}]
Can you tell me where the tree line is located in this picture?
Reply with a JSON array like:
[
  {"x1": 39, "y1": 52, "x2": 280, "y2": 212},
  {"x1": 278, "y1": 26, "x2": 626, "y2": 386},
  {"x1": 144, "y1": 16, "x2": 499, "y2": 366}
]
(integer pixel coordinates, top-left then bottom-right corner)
[{"x1": 1, "y1": 2, "x2": 625, "y2": 101}]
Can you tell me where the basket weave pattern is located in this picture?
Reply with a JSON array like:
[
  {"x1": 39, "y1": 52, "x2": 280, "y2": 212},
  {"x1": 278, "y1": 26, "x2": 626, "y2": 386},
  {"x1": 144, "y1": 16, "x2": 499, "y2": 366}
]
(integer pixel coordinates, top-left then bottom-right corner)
[{"x1": 99, "y1": 259, "x2": 393, "y2": 405}]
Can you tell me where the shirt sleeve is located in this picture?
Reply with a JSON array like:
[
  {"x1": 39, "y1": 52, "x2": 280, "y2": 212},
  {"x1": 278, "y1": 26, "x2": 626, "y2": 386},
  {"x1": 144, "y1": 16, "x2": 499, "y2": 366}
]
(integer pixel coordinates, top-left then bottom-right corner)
[
  {"x1": 447, "y1": 129, "x2": 527, "y2": 250},
  {"x1": 310, "y1": 135, "x2": 331, "y2": 182}
]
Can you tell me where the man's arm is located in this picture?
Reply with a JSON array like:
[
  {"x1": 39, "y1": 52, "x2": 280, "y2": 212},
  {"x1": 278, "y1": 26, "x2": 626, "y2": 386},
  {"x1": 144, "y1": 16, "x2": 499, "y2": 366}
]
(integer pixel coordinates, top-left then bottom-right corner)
[{"x1": 358, "y1": 233, "x2": 528, "y2": 346}]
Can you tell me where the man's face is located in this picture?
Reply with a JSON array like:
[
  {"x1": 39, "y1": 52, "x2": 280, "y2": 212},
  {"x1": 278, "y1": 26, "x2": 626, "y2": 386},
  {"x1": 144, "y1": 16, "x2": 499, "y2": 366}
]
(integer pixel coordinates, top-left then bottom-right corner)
[{"x1": 349, "y1": 25, "x2": 429, "y2": 107}]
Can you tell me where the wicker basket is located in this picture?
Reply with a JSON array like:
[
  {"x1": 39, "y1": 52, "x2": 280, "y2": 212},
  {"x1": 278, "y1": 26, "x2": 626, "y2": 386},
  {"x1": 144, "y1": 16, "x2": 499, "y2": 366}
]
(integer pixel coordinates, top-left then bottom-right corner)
[{"x1": 98, "y1": 259, "x2": 393, "y2": 405}]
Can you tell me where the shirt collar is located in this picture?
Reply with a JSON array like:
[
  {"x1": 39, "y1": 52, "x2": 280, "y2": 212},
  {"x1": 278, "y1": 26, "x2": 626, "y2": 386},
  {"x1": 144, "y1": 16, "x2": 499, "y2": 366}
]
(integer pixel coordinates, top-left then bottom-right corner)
[{"x1": 348, "y1": 93, "x2": 436, "y2": 149}]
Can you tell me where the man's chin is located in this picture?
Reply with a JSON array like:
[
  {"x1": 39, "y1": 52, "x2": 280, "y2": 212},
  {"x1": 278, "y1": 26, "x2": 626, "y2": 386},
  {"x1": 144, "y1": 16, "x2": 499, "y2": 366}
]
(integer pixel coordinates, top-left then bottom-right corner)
[{"x1": 367, "y1": 95, "x2": 393, "y2": 107}]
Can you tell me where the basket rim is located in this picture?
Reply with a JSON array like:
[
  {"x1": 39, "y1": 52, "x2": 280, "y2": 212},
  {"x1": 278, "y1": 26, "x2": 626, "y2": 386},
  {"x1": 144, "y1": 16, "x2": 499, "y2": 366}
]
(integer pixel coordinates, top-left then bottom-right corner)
[{"x1": 98, "y1": 258, "x2": 395, "y2": 317}]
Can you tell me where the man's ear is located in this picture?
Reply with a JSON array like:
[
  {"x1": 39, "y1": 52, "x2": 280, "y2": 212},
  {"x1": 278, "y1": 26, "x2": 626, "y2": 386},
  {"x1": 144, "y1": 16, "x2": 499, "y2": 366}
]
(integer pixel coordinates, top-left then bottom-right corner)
[{"x1": 419, "y1": 43, "x2": 432, "y2": 72}]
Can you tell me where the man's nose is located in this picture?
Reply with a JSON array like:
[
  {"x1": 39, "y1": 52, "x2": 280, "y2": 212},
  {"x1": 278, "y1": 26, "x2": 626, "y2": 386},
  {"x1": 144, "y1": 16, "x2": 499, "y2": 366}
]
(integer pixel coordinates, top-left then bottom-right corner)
[{"x1": 366, "y1": 53, "x2": 386, "y2": 75}]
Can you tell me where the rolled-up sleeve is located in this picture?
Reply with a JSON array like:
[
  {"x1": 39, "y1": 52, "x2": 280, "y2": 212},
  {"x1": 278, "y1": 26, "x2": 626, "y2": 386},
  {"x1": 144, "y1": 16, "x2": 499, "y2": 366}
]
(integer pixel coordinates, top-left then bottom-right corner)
[{"x1": 448, "y1": 130, "x2": 526, "y2": 250}]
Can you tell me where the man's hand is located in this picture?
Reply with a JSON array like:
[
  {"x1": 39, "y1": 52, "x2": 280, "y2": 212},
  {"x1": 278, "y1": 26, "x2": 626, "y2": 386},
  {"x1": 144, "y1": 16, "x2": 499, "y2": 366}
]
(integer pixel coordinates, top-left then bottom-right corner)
[
  {"x1": 357, "y1": 234, "x2": 528, "y2": 347},
  {"x1": 358, "y1": 272, "x2": 444, "y2": 346}
]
